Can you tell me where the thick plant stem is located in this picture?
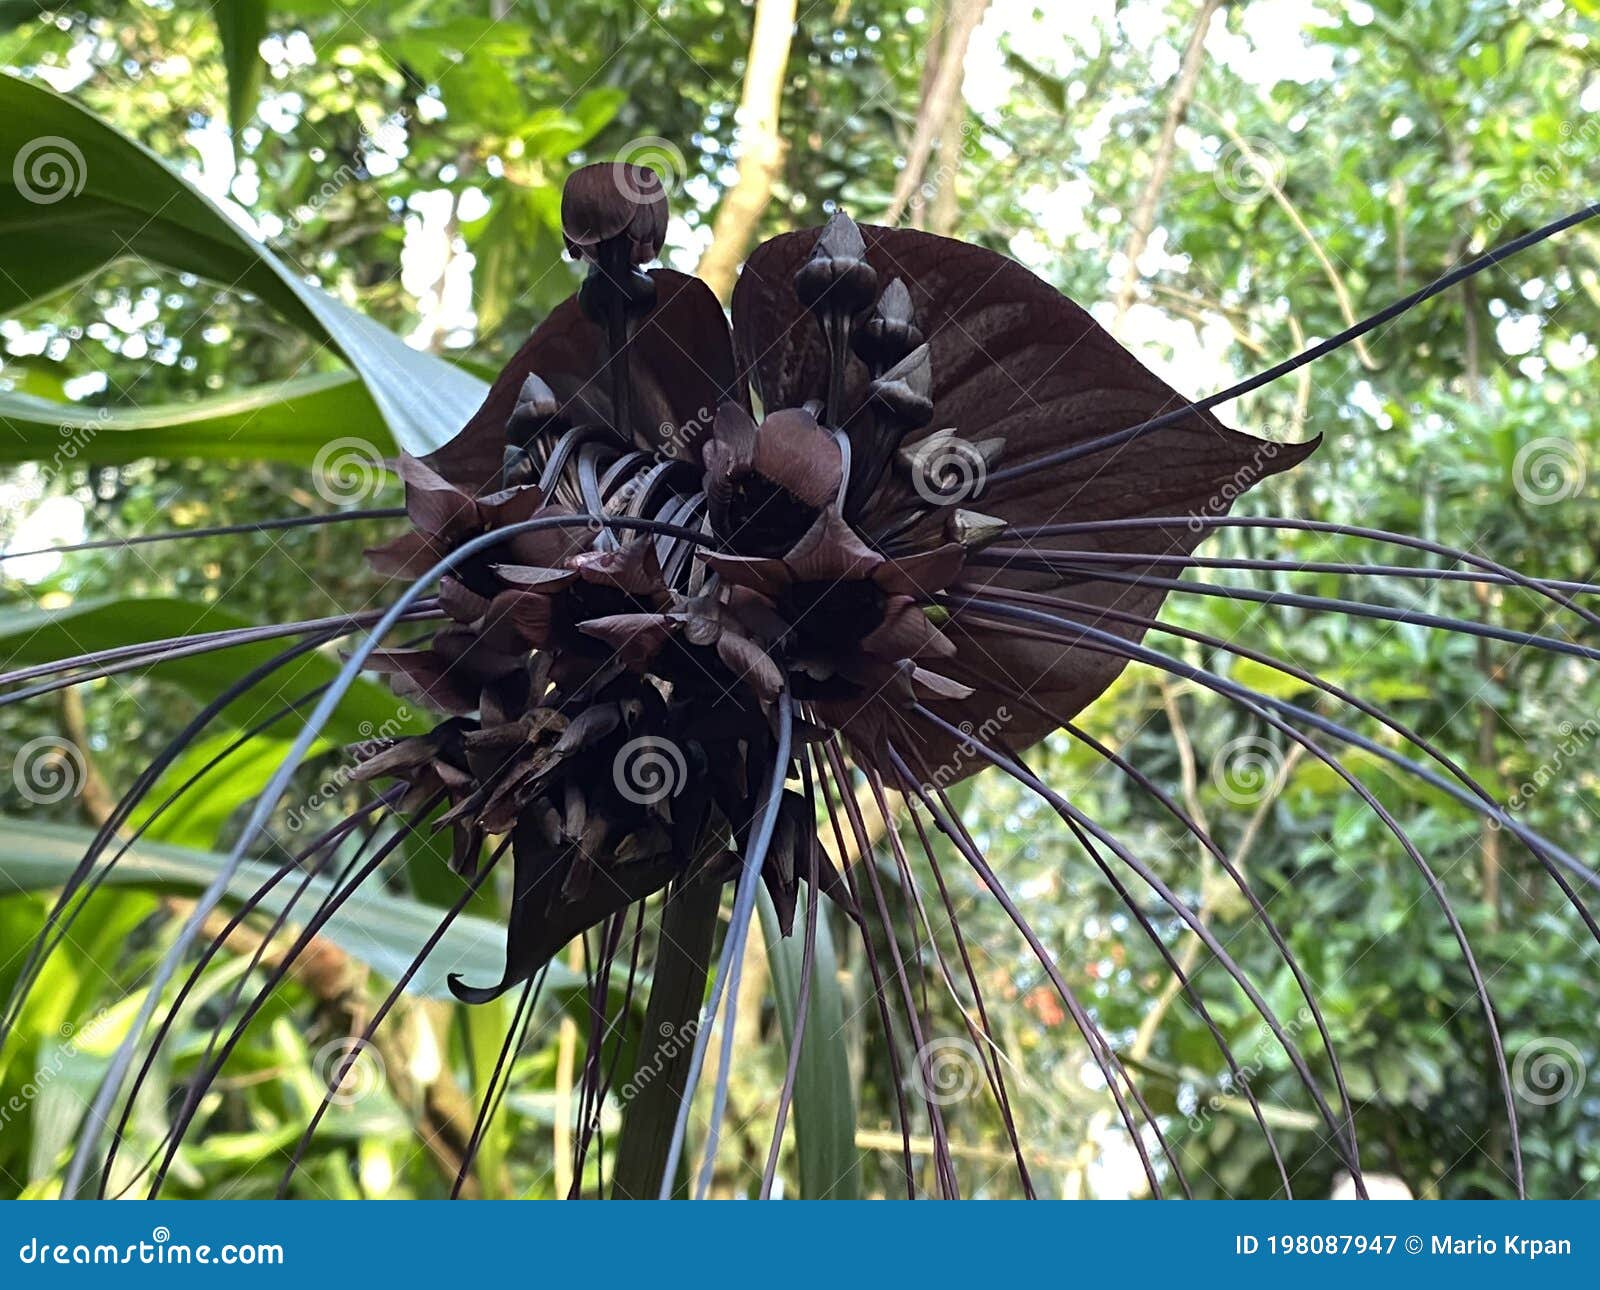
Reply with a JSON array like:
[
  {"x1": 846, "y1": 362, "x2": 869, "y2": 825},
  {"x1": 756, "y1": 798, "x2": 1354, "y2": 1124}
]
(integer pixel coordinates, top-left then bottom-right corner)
[
  {"x1": 886, "y1": 0, "x2": 991, "y2": 225},
  {"x1": 1110, "y1": 0, "x2": 1223, "y2": 325},
  {"x1": 609, "y1": 877, "x2": 721, "y2": 1199},
  {"x1": 694, "y1": 0, "x2": 797, "y2": 300}
]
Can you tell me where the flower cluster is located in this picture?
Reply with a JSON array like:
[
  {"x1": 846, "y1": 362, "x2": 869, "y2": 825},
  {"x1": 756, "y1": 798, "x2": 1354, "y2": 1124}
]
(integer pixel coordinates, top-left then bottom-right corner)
[{"x1": 354, "y1": 160, "x2": 1310, "y2": 999}]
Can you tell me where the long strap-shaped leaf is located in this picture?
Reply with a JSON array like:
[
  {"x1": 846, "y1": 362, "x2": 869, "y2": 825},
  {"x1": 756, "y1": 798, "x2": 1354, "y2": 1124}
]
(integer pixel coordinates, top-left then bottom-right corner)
[
  {"x1": 0, "y1": 817, "x2": 579, "y2": 1002},
  {"x1": 759, "y1": 890, "x2": 859, "y2": 1199},
  {"x1": 0, "y1": 74, "x2": 484, "y2": 455},
  {"x1": 0, "y1": 372, "x2": 394, "y2": 465}
]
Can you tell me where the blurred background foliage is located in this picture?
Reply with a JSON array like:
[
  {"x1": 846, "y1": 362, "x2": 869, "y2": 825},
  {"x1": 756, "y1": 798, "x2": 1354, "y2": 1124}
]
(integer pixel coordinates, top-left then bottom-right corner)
[{"x1": 0, "y1": 0, "x2": 1596, "y2": 1199}]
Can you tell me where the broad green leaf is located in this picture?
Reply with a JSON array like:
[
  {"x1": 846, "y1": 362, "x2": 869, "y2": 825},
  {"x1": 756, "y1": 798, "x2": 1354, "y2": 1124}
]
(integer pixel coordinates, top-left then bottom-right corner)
[
  {"x1": 133, "y1": 732, "x2": 332, "y2": 850},
  {"x1": 0, "y1": 372, "x2": 396, "y2": 466},
  {"x1": 0, "y1": 817, "x2": 581, "y2": 1002},
  {"x1": 0, "y1": 73, "x2": 484, "y2": 455},
  {"x1": 210, "y1": 0, "x2": 270, "y2": 144},
  {"x1": 759, "y1": 890, "x2": 859, "y2": 1199},
  {"x1": 0, "y1": 596, "x2": 423, "y2": 740}
]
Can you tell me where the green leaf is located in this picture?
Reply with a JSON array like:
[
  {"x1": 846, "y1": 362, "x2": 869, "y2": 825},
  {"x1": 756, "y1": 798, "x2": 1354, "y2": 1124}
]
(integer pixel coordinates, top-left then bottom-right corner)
[
  {"x1": 0, "y1": 372, "x2": 396, "y2": 467},
  {"x1": 0, "y1": 596, "x2": 422, "y2": 741},
  {"x1": 132, "y1": 733, "x2": 331, "y2": 850},
  {"x1": 210, "y1": 0, "x2": 270, "y2": 145},
  {"x1": 611, "y1": 878, "x2": 719, "y2": 1200},
  {"x1": 0, "y1": 817, "x2": 577, "y2": 1001},
  {"x1": 759, "y1": 890, "x2": 859, "y2": 1199},
  {"x1": 0, "y1": 73, "x2": 484, "y2": 455}
]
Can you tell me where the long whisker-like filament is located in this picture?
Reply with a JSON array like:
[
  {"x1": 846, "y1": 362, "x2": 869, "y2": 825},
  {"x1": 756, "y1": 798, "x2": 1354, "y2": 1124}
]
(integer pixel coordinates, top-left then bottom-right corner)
[
  {"x1": 0, "y1": 508, "x2": 407, "y2": 564},
  {"x1": 931, "y1": 601, "x2": 1530, "y2": 1194},
  {"x1": 959, "y1": 564, "x2": 1597, "y2": 661},
  {"x1": 904, "y1": 702, "x2": 1373, "y2": 1187},
  {"x1": 0, "y1": 607, "x2": 441, "y2": 695},
  {"x1": 812, "y1": 742, "x2": 917, "y2": 1197},
  {"x1": 681, "y1": 690, "x2": 793, "y2": 1200},
  {"x1": 985, "y1": 200, "x2": 1600, "y2": 484},
  {"x1": 1002, "y1": 515, "x2": 1600, "y2": 633},
  {"x1": 273, "y1": 834, "x2": 507, "y2": 1198},
  {"x1": 760, "y1": 763, "x2": 824, "y2": 1199},
  {"x1": 891, "y1": 747, "x2": 1185, "y2": 1198}
]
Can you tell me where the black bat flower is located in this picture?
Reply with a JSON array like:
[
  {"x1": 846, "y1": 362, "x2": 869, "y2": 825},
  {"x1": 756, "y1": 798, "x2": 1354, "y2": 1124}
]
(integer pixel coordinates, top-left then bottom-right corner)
[
  {"x1": 353, "y1": 162, "x2": 1314, "y2": 1017},
  {"x1": 7, "y1": 153, "x2": 1597, "y2": 1202}
]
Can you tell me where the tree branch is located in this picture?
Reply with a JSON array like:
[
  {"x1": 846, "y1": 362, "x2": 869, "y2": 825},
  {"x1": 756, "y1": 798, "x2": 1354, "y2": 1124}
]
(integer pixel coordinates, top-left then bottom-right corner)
[
  {"x1": 1111, "y1": 0, "x2": 1225, "y2": 327},
  {"x1": 694, "y1": 0, "x2": 798, "y2": 300},
  {"x1": 885, "y1": 0, "x2": 991, "y2": 226}
]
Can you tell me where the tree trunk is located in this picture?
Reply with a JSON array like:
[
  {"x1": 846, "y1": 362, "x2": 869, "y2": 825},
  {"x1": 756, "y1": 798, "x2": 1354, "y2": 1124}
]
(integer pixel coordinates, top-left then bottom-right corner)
[
  {"x1": 885, "y1": 0, "x2": 992, "y2": 226},
  {"x1": 1110, "y1": 0, "x2": 1225, "y2": 327},
  {"x1": 694, "y1": 0, "x2": 798, "y2": 301}
]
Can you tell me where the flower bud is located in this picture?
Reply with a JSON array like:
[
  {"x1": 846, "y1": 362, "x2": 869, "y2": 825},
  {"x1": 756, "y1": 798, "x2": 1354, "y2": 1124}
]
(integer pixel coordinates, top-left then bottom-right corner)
[
  {"x1": 794, "y1": 211, "x2": 879, "y2": 314},
  {"x1": 561, "y1": 162, "x2": 669, "y2": 265},
  {"x1": 854, "y1": 278, "x2": 924, "y2": 370}
]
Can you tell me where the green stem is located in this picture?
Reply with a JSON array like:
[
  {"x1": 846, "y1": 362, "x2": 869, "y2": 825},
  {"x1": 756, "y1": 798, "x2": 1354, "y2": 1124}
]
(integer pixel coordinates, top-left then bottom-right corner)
[{"x1": 610, "y1": 876, "x2": 721, "y2": 1199}]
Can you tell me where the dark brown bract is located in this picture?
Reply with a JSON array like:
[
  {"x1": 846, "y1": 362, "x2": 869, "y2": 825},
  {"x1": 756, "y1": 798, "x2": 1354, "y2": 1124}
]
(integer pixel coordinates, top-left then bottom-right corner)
[{"x1": 358, "y1": 161, "x2": 1313, "y2": 1001}]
